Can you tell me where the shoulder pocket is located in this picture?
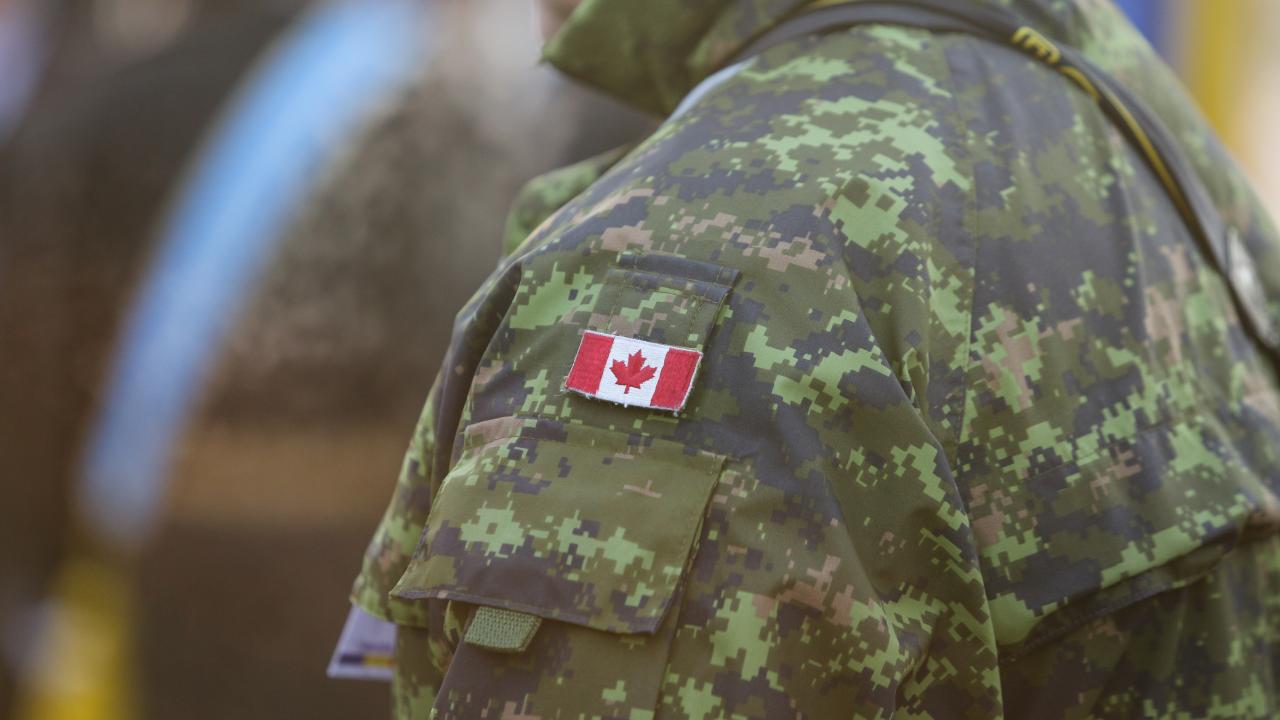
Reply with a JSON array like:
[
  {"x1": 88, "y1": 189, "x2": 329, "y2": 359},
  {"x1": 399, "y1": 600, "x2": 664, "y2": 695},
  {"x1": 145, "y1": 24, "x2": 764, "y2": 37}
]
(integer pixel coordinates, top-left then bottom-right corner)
[
  {"x1": 595, "y1": 251, "x2": 739, "y2": 349},
  {"x1": 984, "y1": 410, "x2": 1280, "y2": 660},
  {"x1": 389, "y1": 417, "x2": 725, "y2": 636}
]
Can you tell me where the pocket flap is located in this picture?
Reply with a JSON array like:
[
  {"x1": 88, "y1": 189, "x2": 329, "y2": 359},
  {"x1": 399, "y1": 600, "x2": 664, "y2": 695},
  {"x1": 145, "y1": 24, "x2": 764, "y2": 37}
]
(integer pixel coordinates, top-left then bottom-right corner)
[
  {"x1": 982, "y1": 411, "x2": 1280, "y2": 658},
  {"x1": 597, "y1": 251, "x2": 739, "y2": 349},
  {"x1": 389, "y1": 418, "x2": 725, "y2": 635}
]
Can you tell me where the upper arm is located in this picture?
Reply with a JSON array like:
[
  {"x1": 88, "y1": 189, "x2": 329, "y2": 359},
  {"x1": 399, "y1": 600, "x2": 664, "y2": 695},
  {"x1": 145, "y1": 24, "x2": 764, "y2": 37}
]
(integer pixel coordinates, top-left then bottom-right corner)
[{"x1": 353, "y1": 26, "x2": 1003, "y2": 717}]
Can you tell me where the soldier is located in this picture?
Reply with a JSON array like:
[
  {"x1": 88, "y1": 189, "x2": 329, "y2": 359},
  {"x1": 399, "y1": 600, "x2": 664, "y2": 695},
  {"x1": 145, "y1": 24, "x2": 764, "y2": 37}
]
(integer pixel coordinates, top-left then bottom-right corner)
[{"x1": 349, "y1": 0, "x2": 1280, "y2": 717}]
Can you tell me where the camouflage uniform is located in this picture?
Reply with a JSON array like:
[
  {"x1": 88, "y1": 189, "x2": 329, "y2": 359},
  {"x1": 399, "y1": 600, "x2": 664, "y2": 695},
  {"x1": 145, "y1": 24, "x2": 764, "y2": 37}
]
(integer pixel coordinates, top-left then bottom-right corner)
[{"x1": 350, "y1": 0, "x2": 1280, "y2": 717}]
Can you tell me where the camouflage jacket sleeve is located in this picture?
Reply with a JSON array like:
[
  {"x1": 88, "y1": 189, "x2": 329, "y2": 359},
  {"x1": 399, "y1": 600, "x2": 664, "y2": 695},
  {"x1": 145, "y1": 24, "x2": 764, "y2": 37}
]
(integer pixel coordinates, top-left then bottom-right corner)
[
  {"x1": 352, "y1": 17, "x2": 1280, "y2": 720},
  {"x1": 352, "y1": 24, "x2": 1002, "y2": 719}
]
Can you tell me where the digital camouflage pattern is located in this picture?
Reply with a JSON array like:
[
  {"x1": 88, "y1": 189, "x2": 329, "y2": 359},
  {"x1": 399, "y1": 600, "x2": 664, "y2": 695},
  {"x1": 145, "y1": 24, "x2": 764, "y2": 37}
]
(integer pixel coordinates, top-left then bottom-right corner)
[{"x1": 351, "y1": 0, "x2": 1280, "y2": 717}]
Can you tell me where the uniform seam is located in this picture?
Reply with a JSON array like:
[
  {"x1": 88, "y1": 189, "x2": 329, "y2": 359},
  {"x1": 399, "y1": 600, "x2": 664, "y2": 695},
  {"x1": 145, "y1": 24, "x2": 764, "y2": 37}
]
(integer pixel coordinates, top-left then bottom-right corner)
[
  {"x1": 459, "y1": 414, "x2": 733, "y2": 465},
  {"x1": 816, "y1": 29, "x2": 970, "y2": 459},
  {"x1": 935, "y1": 36, "x2": 1003, "y2": 698},
  {"x1": 948, "y1": 37, "x2": 984, "y2": 482},
  {"x1": 473, "y1": 411, "x2": 750, "y2": 467},
  {"x1": 397, "y1": 435, "x2": 725, "y2": 637},
  {"x1": 932, "y1": 38, "x2": 981, "y2": 474},
  {"x1": 976, "y1": 385, "x2": 1269, "y2": 504},
  {"x1": 811, "y1": 27, "x2": 980, "y2": 471},
  {"x1": 393, "y1": 589, "x2": 658, "y2": 635},
  {"x1": 610, "y1": 267, "x2": 735, "y2": 299}
]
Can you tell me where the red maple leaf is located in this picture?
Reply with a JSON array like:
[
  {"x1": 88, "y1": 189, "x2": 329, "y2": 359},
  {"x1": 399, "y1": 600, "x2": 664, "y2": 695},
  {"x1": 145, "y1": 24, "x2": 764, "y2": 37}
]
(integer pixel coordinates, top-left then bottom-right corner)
[{"x1": 610, "y1": 350, "x2": 657, "y2": 394}]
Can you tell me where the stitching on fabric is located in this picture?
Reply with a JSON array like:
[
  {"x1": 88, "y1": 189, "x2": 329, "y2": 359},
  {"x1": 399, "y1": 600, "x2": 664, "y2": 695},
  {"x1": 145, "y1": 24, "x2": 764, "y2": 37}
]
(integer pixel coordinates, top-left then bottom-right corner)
[
  {"x1": 999, "y1": 569, "x2": 1187, "y2": 664},
  {"x1": 609, "y1": 267, "x2": 732, "y2": 302},
  {"x1": 1006, "y1": 402, "x2": 1215, "y2": 490},
  {"x1": 604, "y1": 272, "x2": 725, "y2": 347},
  {"x1": 945, "y1": 36, "x2": 982, "y2": 474},
  {"x1": 404, "y1": 436, "x2": 727, "y2": 635},
  {"x1": 682, "y1": 295, "x2": 709, "y2": 346}
]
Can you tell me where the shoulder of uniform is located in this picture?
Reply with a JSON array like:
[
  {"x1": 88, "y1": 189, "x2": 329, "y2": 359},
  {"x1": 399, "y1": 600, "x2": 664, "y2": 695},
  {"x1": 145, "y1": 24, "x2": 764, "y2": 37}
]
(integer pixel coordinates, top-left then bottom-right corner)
[{"x1": 502, "y1": 143, "x2": 641, "y2": 257}]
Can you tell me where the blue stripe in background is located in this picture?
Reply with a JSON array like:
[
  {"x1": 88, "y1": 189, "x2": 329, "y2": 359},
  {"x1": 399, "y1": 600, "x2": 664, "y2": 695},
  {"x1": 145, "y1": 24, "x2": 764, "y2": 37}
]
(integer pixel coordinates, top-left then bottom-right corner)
[
  {"x1": 1114, "y1": 0, "x2": 1172, "y2": 59},
  {"x1": 79, "y1": 0, "x2": 429, "y2": 548}
]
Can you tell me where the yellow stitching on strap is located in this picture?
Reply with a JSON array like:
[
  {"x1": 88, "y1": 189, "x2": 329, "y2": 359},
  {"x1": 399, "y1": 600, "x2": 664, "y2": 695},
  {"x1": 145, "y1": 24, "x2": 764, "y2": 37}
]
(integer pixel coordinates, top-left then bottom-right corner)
[
  {"x1": 1099, "y1": 85, "x2": 1192, "y2": 223},
  {"x1": 1058, "y1": 66, "x2": 1100, "y2": 101},
  {"x1": 1012, "y1": 26, "x2": 1061, "y2": 64}
]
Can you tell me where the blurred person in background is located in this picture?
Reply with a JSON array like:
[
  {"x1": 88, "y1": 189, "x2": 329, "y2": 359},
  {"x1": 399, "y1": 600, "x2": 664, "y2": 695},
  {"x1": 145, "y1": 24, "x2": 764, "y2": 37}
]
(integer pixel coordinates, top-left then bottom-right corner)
[
  {"x1": 1, "y1": 1, "x2": 305, "y2": 714},
  {"x1": 1, "y1": 1, "x2": 649, "y2": 718},
  {"x1": 348, "y1": 0, "x2": 1280, "y2": 717},
  {"x1": 127, "y1": 2, "x2": 649, "y2": 717},
  {"x1": 0, "y1": 0, "x2": 57, "y2": 143}
]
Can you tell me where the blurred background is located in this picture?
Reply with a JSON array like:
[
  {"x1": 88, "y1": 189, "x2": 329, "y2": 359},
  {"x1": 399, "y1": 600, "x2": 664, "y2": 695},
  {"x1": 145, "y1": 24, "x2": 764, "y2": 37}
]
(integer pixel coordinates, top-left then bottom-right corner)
[{"x1": 0, "y1": 1, "x2": 1276, "y2": 718}]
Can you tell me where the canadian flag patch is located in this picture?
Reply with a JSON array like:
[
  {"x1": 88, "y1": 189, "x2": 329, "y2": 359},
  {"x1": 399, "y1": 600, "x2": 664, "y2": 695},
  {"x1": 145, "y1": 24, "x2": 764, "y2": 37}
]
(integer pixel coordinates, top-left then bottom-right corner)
[{"x1": 564, "y1": 331, "x2": 702, "y2": 412}]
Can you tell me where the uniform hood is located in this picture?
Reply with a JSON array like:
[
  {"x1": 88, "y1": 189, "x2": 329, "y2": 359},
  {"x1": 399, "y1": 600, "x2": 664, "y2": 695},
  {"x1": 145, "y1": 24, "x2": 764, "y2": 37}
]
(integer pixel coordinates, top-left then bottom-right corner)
[{"x1": 542, "y1": 0, "x2": 1109, "y2": 115}]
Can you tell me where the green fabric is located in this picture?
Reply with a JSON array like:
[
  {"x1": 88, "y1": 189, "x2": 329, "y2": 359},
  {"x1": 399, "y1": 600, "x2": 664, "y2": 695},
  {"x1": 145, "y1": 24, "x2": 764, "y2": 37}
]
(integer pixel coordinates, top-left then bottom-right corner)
[
  {"x1": 544, "y1": 0, "x2": 738, "y2": 116},
  {"x1": 390, "y1": 420, "x2": 725, "y2": 633},
  {"x1": 541, "y1": 0, "x2": 1115, "y2": 115},
  {"x1": 354, "y1": 0, "x2": 1280, "y2": 717},
  {"x1": 463, "y1": 607, "x2": 543, "y2": 653}
]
